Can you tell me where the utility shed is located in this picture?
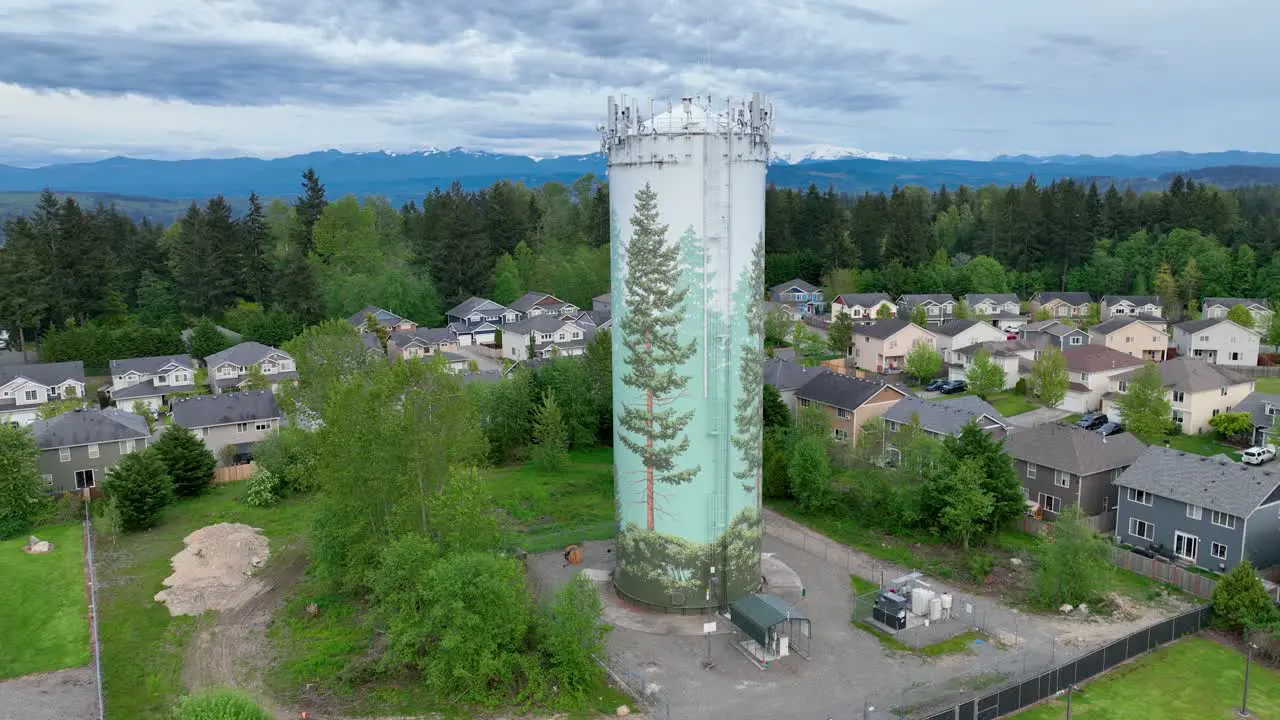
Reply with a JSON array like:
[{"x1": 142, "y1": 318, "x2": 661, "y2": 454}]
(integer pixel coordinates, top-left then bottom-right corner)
[{"x1": 729, "y1": 593, "x2": 812, "y2": 667}]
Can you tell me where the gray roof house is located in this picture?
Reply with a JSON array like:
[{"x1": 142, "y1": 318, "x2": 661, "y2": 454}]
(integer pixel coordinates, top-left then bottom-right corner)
[
  {"x1": 1233, "y1": 392, "x2": 1280, "y2": 446},
  {"x1": 387, "y1": 327, "x2": 458, "y2": 361},
  {"x1": 347, "y1": 305, "x2": 418, "y2": 333},
  {"x1": 592, "y1": 293, "x2": 611, "y2": 314},
  {"x1": 108, "y1": 354, "x2": 196, "y2": 411},
  {"x1": 509, "y1": 291, "x2": 579, "y2": 318},
  {"x1": 795, "y1": 372, "x2": 909, "y2": 446},
  {"x1": 1115, "y1": 446, "x2": 1280, "y2": 572},
  {"x1": 882, "y1": 395, "x2": 1008, "y2": 444},
  {"x1": 964, "y1": 293, "x2": 1021, "y2": 316},
  {"x1": 1100, "y1": 295, "x2": 1163, "y2": 321},
  {"x1": 1004, "y1": 423, "x2": 1145, "y2": 525},
  {"x1": 501, "y1": 315, "x2": 594, "y2": 362},
  {"x1": 0, "y1": 361, "x2": 87, "y2": 427},
  {"x1": 831, "y1": 293, "x2": 897, "y2": 324},
  {"x1": 1203, "y1": 297, "x2": 1273, "y2": 327},
  {"x1": 768, "y1": 279, "x2": 824, "y2": 317},
  {"x1": 171, "y1": 390, "x2": 282, "y2": 464},
  {"x1": 31, "y1": 408, "x2": 151, "y2": 493},
  {"x1": 897, "y1": 294, "x2": 957, "y2": 325},
  {"x1": 762, "y1": 356, "x2": 829, "y2": 411},
  {"x1": 203, "y1": 342, "x2": 298, "y2": 393}
]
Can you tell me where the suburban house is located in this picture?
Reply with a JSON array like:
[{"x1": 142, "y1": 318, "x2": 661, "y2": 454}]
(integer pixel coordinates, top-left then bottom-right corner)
[
  {"x1": 31, "y1": 408, "x2": 151, "y2": 493},
  {"x1": 1020, "y1": 319, "x2": 1090, "y2": 351},
  {"x1": 1115, "y1": 446, "x2": 1280, "y2": 572},
  {"x1": 762, "y1": 357, "x2": 829, "y2": 411},
  {"x1": 850, "y1": 320, "x2": 936, "y2": 374},
  {"x1": 964, "y1": 293, "x2": 1025, "y2": 330},
  {"x1": 0, "y1": 361, "x2": 86, "y2": 427},
  {"x1": 1059, "y1": 345, "x2": 1145, "y2": 413},
  {"x1": 108, "y1": 354, "x2": 196, "y2": 412},
  {"x1": 1233, "y1": 392, "x2": 1280, "y2": 447},
  {"x1": 1102, "y1": 357, "x2": 1254, "y2": 435},
  {"x1": 386, "y1": 328, "x2": 458, "y2": 361},
  {"x1": 509, "y1": 291, "x2": 580, "y2": 319},
  {"x1": 948, "y1": 339, "x2": 1039, "y2": 389},
  {"x1": 881, "y1": 396, "x2": 1009, "y2": 459},
  {"x1": 203, "y1": 342, "x2": 298, "y2": 394},
  {"x1": 897, "y1": 294, "x2": 957, "y2": 326},
  {"x1": 1203, "y1": 297, "x2": 1274, "y2": 328},
  {"x1": 769, "y1": 279, "x2": 825, "y2": 317},
  {"x1": 1171, "y1": 318, "x2": 1260, "y2": 367},
  {"x1": 568, "y1": 308, "x2": 613, "y2": 331},
  {"x1": 171, "y1": 390, "x2": 282, "y2": 464},
  {"x1": 592, "y1": 293, "x2": 611, "y2": 314},
  {"x1": 1087, "y1": 317, "x2": 1168, "y2": 362},
  {"x1": 502, "y1": 316, "x2": 593, "y2": 362},
  {"x1": 446, "y1": 297, "x2": 519, "y2": 346},
  {"x1": 932, "y1": 319, "x2": 1009, "y2": 366},
  {"x1": 794, "y1": 372, "x2": 909, "y2": 445},
  {"x1": 1100, "y1": 295, "x2": 1163, "y2": 320},
  {"x1": 831, "y1": 293, "x2": 897, "y2": 324},
  {"x1": 1030, "y1": 291, "x2": 1093, "y2": 318},
  {"x1": 1004, "y1": 423, "x2": 1144, "y2": 527},
  {"x1": 346, "y1": 306, "x2": 418, "y2": 333}
]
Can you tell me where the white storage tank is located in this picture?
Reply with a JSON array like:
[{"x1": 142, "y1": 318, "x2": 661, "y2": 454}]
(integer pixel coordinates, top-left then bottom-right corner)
[
  {"x1": 911, "y1": 587, "x2": 936, "y2": 616},
  {"x1": 929, "y1": 597, "x2": 943, "y2": 621},
  {"x1": 940, "y1": 592, "x2": 953, "y2": 618}
]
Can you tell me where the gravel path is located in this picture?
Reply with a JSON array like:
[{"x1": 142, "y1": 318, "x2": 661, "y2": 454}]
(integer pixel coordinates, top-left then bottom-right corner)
[{"x1": 0, "y1": 666, "x2": 97, "y2": 720}]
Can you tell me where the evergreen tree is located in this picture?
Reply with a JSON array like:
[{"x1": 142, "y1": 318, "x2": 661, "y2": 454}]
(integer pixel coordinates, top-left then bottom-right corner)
[
  {"x1": 135, "y1": 272, "x2": 180, "y2": 328},
  {"x1": 291, "y1": 168, "x2": 327, "y2": 256},
  {"x1": 106, "y1": 449, "x2": 173, "y2": 532},
  {"x1": 617, "y1": 184, "x2": 698, "y2": 530},
  {"x1": 827, "y1": 312, "x2": 854, "y2": 355},
  {"x1": 236, "y1": 192, "x2": 275, "y2": 304},
  {"x1": 762, "y1": 384, "x2": 790, "y2": 430},
  {"x1": 932, "y1": 458, "x2": 993, "y2": 551},
  {"x1": 1212, "y1": 560, "x2": 1278, "y2": 632},
  {"x1": 943, "y1": 424, "x2": 1024, "y2": 534},
  {"x1": 275, "y1": 247, "x2": 325, "y2": 324},
  {"x1": 171, "y1": 202, "x2": 222, "y2": 316},
  {"x1": 151, "y1": 424, "x2": 217, "y2": 497},
  {"x1": 531, "y1": 392, "x2": 569, "y2": 471},
  {"x1": 0, "y1": 424, "x2": 50, "y2": 538},
  {"x1": 1116, "y1": 363, "x2": 1172, "y2": 441},
  {"x1": 188, "y1": 317, "x2": 230, "y2": 360},
  {"x1": 491, "y1": 252, "x2": 523, "y2": 305}
]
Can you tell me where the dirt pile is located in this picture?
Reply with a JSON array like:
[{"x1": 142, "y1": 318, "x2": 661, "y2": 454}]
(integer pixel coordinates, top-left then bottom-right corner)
[{"x1": 155, "y1": 523, "x2": 269, "y2": 616}]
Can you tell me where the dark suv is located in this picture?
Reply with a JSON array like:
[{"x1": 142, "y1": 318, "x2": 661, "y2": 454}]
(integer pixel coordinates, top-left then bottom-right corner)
[
  {"x1": 939, "y1": 380, "x2": 968, "y2": 395},
  {"x1": 1075, "y1": 412, "x2": 1107, "y2": 430}
]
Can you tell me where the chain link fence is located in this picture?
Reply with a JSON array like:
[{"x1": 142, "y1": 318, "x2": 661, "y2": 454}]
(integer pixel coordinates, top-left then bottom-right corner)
[{"x1": 594, "y1": 650, "x2": 673, "y2": 720}]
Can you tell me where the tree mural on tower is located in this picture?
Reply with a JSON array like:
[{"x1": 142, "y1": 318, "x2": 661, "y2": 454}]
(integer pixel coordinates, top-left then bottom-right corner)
[
  {"x1": 617, "y1": 183, "x2": 699, "y2": 530},
  {"x1": 732, "y1": 236, "x2": 766, "y2": 503}
]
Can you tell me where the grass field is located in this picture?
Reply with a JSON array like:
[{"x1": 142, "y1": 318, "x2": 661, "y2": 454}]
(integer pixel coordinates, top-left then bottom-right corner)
[
  {"x1": 1255, "y1": 377, "x2": 1280, "y2": 394},
  {"x1": 1165, "y1": 433, "x2": 1243, "y2": 462},
  {"x1": 960, "y1": 390, "x2": 1036, "y2": 416},
  {"x1": 1016, "y1": 636, "x2": 1280, "y2": 719},
  {"x1": 0, "y1": 523, "x2": 89, "y2": 679},
  {"x1": 485, "y1": 446, "x2": 616, "y2": 553}
]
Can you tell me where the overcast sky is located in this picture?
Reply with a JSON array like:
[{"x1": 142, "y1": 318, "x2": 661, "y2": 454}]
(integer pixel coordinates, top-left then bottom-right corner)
[{"x1": 1, "y1": 0, "x2": 1276, "y2": 166}]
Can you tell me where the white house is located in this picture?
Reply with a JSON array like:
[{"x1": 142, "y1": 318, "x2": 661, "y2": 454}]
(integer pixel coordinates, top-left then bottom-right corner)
[
  {"x1": 0, "y1": 361, "x2": 86, "y2": 427},
  {"x1": 949, "y1": 339, "x2": 1039, "y2": 389},
  {"x1": 831, "y1": 293, "x2": 897, "y2": 324},
  {"x1": 502, "y1": 316, "x2": 592, "y2": 362},
  {"x1": 1202, "y1": 298, "x2": 1273, "y2": 328},
  {"x1": 933, "y1": 319, "x2": 1009, "y2": 366},
  {"x1": 445, "y1": 297, "x2": 519, "y2": 346},
  {"x1": 108, "y1": 354, "x2": 197, "y2": 412},
  {"x1": 964, "y1": 293, "x2": 1025, "y2": 332},
  {"x1": 203, "y1": 342, "x2": 298, "y2": 394},
  {"x1": 1100, "y1": 295, "x2": 1163, "y2": 320},
  {"x1": 1059, "y1": 345, "x2": 1146, "y2": 413},
  {"x1": 1172, "y1": 318, "x2": 1261, "y2": 367}
]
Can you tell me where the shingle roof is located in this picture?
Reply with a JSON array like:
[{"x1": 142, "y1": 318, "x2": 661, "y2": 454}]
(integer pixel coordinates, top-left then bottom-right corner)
[
  {"x1": 1003, "y1": 423, "x2": 1145, "y2": 476},
  {"x1": 762, "y1": 357, "x2": 829, "y2": 391},
  {"x1": 834, "y1": 293, "x2": 893, "y2": 307},
  {"x1": 346, "y1": 306, "x2": 408, "y2": 329},
  {"x1": 593, "y1": 293, "x2": 611, "y2": 306},
  {"x1": 956, "y1": 338, "x2": 1040, "y2": 358},
  {"x1": 504, "y1": 315, "x2": 586, "y2": 335},
  {"x1": 1115, "y1": 445, "x2": 1280, "y2": 517},
  {"x1": 1062, "y1": 345, "x2": 1146, "y2": 373},
  {"x1": 795, "y1": 372, "x2": 905, "y2": 412},
  {"x1": 171, "y1": 390, "x2": 280, "y2": 428},
  {"x1": 1101, "y1": 295, "x2": 1161, "y2": 306},
  {"x1": 112, "y1": 378, "x2": 197, "y2": 401},
  {"x1": 934, "y1": 319, "x2": 985, "y2": 337},
  {"x1": 769, "y1": 278, "x2": 819, "y2": 295},
  {"x1": 109, "y1": 354, "x2": 194, "y2": 376},
  {"x1": 461, "y1": 370, "x2": 503, "y2": 385},
  {"x1": 391, "y1": 327, "x2": 454, "y2": 347},
  {"x1": 203, "y1": 341, "x2": 291, "y2": 367},
  {"x1": 1023, "y1": 319, "x2": 1065, "y2": 333},
  {"x1": 1234, "y1": 392, "x2": 1280, "y2": 432},
  {"x1": 447, "y1": 296, "x2": 509, "y2": 318},
  {"x1": 1174, "y1": 317, "x2": 1237, "y2": 334},
  {"x1": 854, "y1": 319, "x2": 923, "y2": 340},
  {"x1": 1204, "y1": 297, "x2": 1271, "y2": 310},
  {"x1": 30, "y1": 408, "x2": 150, "y2": 450},
  {"x1": 1113, "y1": 356, "x2": 1251, "y2": 393},
  {"x1": 883, "y1": 396, "x2": 1007, "y2": 436},
  {"x1": 964, "y1": 293, "x2": 1019, "y2": 306},
  {"x1": 0, "y1": 361, "x2": 85, "y2": 389},
  {"x1": 508, "y1": 291, "x2": 555, "y2": 314},
  {"x1": 1090, "y1": 316, "x2": 1164, "y2": 335},
  {"x1": 1035, "y1": 291, "x2": 1093, "y2": 305},
  {"x1": 898, "y1": 294, "x2": 955, "y2": 306},
  {"x1": 210, "y1": 370, "x2": 298, "y2": 391}
]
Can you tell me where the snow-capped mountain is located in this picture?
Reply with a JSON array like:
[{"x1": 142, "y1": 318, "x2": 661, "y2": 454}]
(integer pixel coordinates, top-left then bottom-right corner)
[{"x1": 772, "y1": 145, "x2": 907, "y2": 165}]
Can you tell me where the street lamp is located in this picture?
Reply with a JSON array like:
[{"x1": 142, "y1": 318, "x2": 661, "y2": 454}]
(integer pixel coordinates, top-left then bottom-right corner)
[{"x1": 1240, "y1": 641, "x2": 1259, "y2": 717}]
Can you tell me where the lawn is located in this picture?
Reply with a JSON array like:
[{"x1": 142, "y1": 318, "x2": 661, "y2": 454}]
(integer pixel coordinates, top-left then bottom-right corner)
[
  {"x1": 0, "y1": 523, "x2": 89, "y2": 679},
  {"x1": 485, "y1": 446, "x2": 616, "y2": 553},
  {"x1": 94, "y1": 484, "x2": 313, "y2": 720},
  {"x1": 1015, "y1": 636, "x2": 1280, "y2": 719},
  {"x1": 1164, "y1": 433, "x2": 1243, "y2": 462},
  {"x1": 961, "y1": 390, "x2": 1036, "y2": 416},
  {"x1": 1256, "y1": 376, "x2": 1280, "y2": 394}
]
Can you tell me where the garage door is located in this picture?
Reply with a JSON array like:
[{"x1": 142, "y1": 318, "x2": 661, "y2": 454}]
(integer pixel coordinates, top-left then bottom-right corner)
[{"x1": 1060, "y1": 392, "x2": 1086, "y2": 413}]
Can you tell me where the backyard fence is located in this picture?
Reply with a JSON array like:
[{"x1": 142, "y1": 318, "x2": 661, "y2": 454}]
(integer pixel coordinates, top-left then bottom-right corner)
[
  {"x1": 1110, "y1": 548, "x2": 1220, "y2": 598},
  {"x1": 1232, "y1": 365, "x2": 1280, "y2": 378},
  {"x1": 593, "y1": 651, "x2": 672, "y2": 720},
  {"x1": 1017, "y1": 510, "x2": 1115, "y2": 536},
  {"x1": 913, "y1": 605, "x2": 1212, "y2": 720},
  {"x1": 213, "y1": 463, "x2": 255, "y2": 484}
]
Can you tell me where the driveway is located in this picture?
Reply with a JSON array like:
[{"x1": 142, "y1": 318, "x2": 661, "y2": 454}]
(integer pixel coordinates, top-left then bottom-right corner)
[
  {"x1": 1006, "y1": 405, "x2": 1071, "y2": 430},
  {"x1": 453, "y1": 344, "x2": 502, "y2": 372}
]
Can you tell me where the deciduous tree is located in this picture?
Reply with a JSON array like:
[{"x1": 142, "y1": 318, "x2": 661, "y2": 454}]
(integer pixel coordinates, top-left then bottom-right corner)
[
  {"x1": 827, "y1": 312, "x2": 854, "y2": 355},
  {"x1": 904, "y1": 342, "x2": 942, "y2": 385},
  {"x1": 966, "y1": 349, "x2": 1005, "y2": 399},
  {"x1": 1029, "y1": 346, "x2": 1069, "y2": 407},
  {"x1": 0, "y1": 424, "x2": 50, "y2": 538},
  {"x1": 1227, "y1": 303, "x2": 1255, "y2": 330},
  {"x1": 1034, "y1": 505, "x2": 1112, "y2": 606},
  {"x1": 1115, "y1": 363, "x2": 1172, "y2": 441}
]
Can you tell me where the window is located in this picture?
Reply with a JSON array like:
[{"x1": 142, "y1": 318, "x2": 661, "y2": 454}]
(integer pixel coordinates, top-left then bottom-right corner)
[
  {"x1": 42, "y1": 474, "x2": 53, "y2": 486},
  {"x1": 59, "y1": 447, "x2": 71, "y2": 463},
  {"x1": 1212, "y1": 409, "x2": 1221, "y2": 417},
  {"x1": 1129, "y1": 517, "x2": 1154, "y2": 541},
  {"x1": 200, "y1": 427, "x2": 210, "y2": 438},
  {"x1": 836, "y1": 408, "x2": 849, "y2": 419},
  {"x1": 1118, "y1": 381, "x2": 1128, "y2": 392},
  {"x1": 175, "y1": 373, "x2": 190, "y2": 384},
  {"x1": 1211, "y1": 511, "x2": 1237, "y2": 530},
  {"x1": 24, "y1": 389, "x2": 38, "y2": 401},
  {"x1": 255, "y1": 421, "x2": 271, "y2": 431},
  {"x1": 236, "y1": 422, "x2": 248, "y2": 433},
  {"x1": 1231, "y1": 352, "x2": 1241, "y2": 361},
  {"x1": 1070, "y1": 336, "x2": 1083, "y2": 345},
  {"x1": 87, "y1": 443, "x2": 99, "y2": 459},
  {"x1": 1172, "y1": 410, "x2": 1185, "y2": 426},
  {"x1": 928, "y1": 306, "x2": 939, "y2": 316},
  {"x1": 1221, "y1": 387, "x2": 1229, "y2": 396},
  {"x1": 1026, "y1": 463, "x2": 1037, "y2": 479},
  {"x1": 1199, "y1": 335, "x2": 1209, "y2": 342},
  {"x1": 1186, "y1": 503, "x2": 1202, "y2": 520},
  {"x1": 799, "y1": 398, "x2": 811, "y2": 408},
  {"x1": 119, "y1": 439, "x2": 135, "y2": 454},
  {"x1": 1211, "y1": 542, "x2": 1228, "y2": 560},
  {"x1": 74, "y1": 469, "x2": 95, "y2": 489},
  {"x1": 1124, "y1": 336, "x2": 1133, "y2": 344},
  {"x1": 1037, "y1": 493, "x2": 1062, "y2": 513},
  {"x1": 1054, "y1": 470, "x2": 1071, "y2": 488},
  {"x1": 1172, "y1": 391, "x2": 1185, "y2": 403},
  {"x1": 833, "y1": 428, "x2": 849, "y2": 442},
  {"x1": 1127, "y1": 488, "x2": 1153, "y2": 505},
  {"x1": 1174, "y1": 531, "x2": 1199, "y2": 562}
]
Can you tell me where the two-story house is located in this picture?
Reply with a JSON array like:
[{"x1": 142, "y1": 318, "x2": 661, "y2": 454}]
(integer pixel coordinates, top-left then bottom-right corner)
[
  {"x1": 1030, "y1": 291, "x2": 1093, "y2": 319},
  {"x1": 0, "y1": 361, "x2": 86, "y2": 427},
  {"x1": 949, "y1": 339, "x2": 1039, "y2": 389},
  {"x1": 850, "y1": 320, "x2": 936, "y2": 374},
  {"x1": 171, "y1": 390, "x2": 282, "y2": 464},
  {"x1": 204, "y1": 342, "x2": 298, "y2": 394},
  {"x1": 386, "y1": 328, "x2": 459, "y2": 361},
  {"x1": 1100, "y1": 296, "x2": 1163, "y2": 321},
  {"x1": 592, "y1": 293, "x2": 611, "y2": 314},
  {"x1": 108, "y1": 354, "x2": 197, "y2": 412},
  {"x1": 446, "y1": 297, "x2": 520, "y2": 346},
  {"x1": 1020, "y1": 320, "x2": 1090, "y2": 351},
  {"x1": 831, "y1": 293, "x2": 897, "y2": 324},
  {"x1": 1232, "y1": 391, "x2": 1280, "y2": 447},
  {"x1": 1116, "y1": 446, "x2": 1280, "y2": 572},
  {"x1": 502, "y1": 316, "x2": 592, "y2": 362},
  {"x1": 762, "y1": 357, "x2": 829, "y2": 411},
  {"x1": 1172, "y1": 318, "x2": 1260, "y2": 367},
  {"x1": 769, "y1": 279, "x2": 825, "y2": 317},
  {"x1": 509, "y1": 291, "x2": 580, "y2": 319},
  {"x1": 933, "y1": 319, "x2": 1009, "y2": 367},
  {"x1": 31, "y1": 408, "x2": 151, "y2": 493},
  {"x1": 1102, "y1": 357, "x2": 1254, "y2": 435},
  {"x1": 964, "y1": 293, "x2": 1025, "y2": 331},
  {"x1": 897, "y1": 294, "x2": 957, "y2": 326},
  {"x1": 346, "y1": 305, "x2": 418, "y2": 333},
  {"x1": 1059, "y1": 345, "x2": 1146, "y2": 413},
  {"x1": 881, "y1": 396, "x2": 1008, "y2": 463},
  {"x1": 1088, "y1": 317, "x2": 1167, "y2": 362},
  {"x1": 794, "y1": 372, "x2": 908, "y2": 446},
  {"x1": 1004, "y1": 423, "x2": 1144, "y2": 527},
  {"x1": 1203, "y1": 298, "x2": 1274, "y2": 328}
]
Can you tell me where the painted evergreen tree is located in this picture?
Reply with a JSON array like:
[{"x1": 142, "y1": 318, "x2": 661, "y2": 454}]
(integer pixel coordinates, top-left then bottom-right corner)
[
  {"x1": 733, "y1": 237, "x2": 766, "y2": 501},
  {"x1": 618, "y1": 184, "x2": 698, "y2": 530}
]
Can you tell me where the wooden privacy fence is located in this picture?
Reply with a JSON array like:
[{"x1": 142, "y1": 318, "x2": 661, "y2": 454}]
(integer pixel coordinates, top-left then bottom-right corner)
[
  {"x1": 1016, "y1": 510, "x2": 1115, "y2": 536},
  {"x1": 213, "y1": 463, "x2": 255, "y2": 484}
]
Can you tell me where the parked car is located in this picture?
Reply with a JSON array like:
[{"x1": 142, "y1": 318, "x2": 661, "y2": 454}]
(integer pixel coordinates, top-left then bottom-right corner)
[
  {"x1": 1096, "y1": 422, "x2": 1124, "y2": 437},
  {"x1": 1242, "y1": 446, "x2": 1276, "y2": 465},
  {"x1": 1075, "y1": 412, "x2": 1108, "y2": 431},
  {"x1": 925, "y1": 379, "x2": 949, "y2": 392},
  {"x1": 939, "y1": 380, "x2": 968, "y2": 395},
  {"x1": 1006, "y1": 333, "x2": 1019, "y2": 341}
]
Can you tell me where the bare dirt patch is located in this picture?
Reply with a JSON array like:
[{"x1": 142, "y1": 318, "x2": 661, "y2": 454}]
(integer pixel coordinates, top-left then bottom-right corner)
[{"x1": 155, "y1": 523, "x2": 270, "y2": 616}]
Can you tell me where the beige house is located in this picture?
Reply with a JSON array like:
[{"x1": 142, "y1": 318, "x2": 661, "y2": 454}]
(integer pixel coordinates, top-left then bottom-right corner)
[
  {"x1": 1102, "y1": 357, "x2": 1254, "y2": 435},
  {"x1": 1030, "y1": 291, "x2": 1093, "y2": 319},
  {"x1": 794, "y1": 373, "x2": 909, "y2": 446},
  {"x1": 1203, "y1": 298, "x2": 1273, "y2": 328},
  {"x1": 850, "y1": 319, "x2": 936, "y2": 374},
  {"x1": 933, "y1": 319, "x2": 1009, "y2": 366},
  {"x1": 1172, "y1": 318, "x2": 1260, "y2": 367},
  {"x1": 1088, "y1": 317, "x2": 1167, "y2": 362},
  {"x1": 387, "y1": 328, "x2": 459, "y2": 360},
  {"x1": 1059, "y1": 345, "x2": 1146, "y2": 413},
  {"x1": 831, "y1": 293, "x2": 897, "y2": 324},
  {"x1": 948, "y1": 339, "x2": 1040, "y2": 389},
  {"x1": 170, "y1": 390, "x2": 282, "y2": 465}
]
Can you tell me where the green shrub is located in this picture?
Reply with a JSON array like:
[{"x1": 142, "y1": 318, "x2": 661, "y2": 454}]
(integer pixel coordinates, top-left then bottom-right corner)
[
  {"x1": 1013, "y1": 377, "x2": 1028, "y2": 396},
  {"x1": 151, "y1": 425, "x2": 217, "y2": 498},
  {"x1": 242, "y1": 469, "x2": 280, "y2": 508},
  {"x1": 1212, "y1": 560, "x2": 1278, "y2": 632},
  {"x1": 172, "y1": 688, "x2": 271, "y2": 720},
  {"x1": 968, "y1": 553, "x2": 994, "y2": 583},
  {"x1": 104, "y1": 449, "x2": 173, "y2": 532}
]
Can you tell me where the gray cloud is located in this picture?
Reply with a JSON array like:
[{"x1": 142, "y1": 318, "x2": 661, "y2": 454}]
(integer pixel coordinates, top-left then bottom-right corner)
[{"x1": 1038, "y1": 32, "x2": 1142, "y2": 62}]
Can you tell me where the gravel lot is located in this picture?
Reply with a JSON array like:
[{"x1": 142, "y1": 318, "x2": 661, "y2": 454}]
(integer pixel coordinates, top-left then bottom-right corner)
[{"x1": 0, "y1": 666, "x2": 97, "y2": 720}]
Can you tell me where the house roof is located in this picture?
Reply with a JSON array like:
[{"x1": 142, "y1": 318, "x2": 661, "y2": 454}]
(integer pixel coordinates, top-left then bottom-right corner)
[
  {"x1": 1234, "y1": 392, "x2": 1280, "y2": 431},
  {"x1": 504, "y1": 315, "x2": 586, "y2": 335},
  {"x1": 30, "y1": 408, "x2": 150, "y2": 450},
  {"x1": 1034, "y1": 291, "x2": 1093, "y2": 305},
  {"x1": 211, "y1": 370, "x2": 298, "y2": 390},
  {"x1": 882, "y1": 396, "x2": 1007, "y2": 435},
  {"x1": 1113, "y1": 356, "x2": 1251, "y2": 393},
  {"x1": 111, "y1": 378, "x2": 197, "y2": 401},
  {"x1": 1101, "y1": 295, "x2": 1161, "y2": 306},
  {"x1": 1062, "y1": 345, "x2": 1146, "y2": 373},
  {"x1": 956, "y1": 339, "x2": 1039, "y2": 358},
  {"x1": 1089, "y1": 316, "x2": 1163, "y2": 335},
  {"x1": 834, "y1": 293, "x2": 893, "y2": 307},
  {"x1": 898, "y1": 294, "x2": 955, "y2": 306},
  {"x1": 934, "y1": 319, "x2": 986, "y2": 337},
  {"x1": 461, "y1": 369, "x2": 503, "y2": 385},
  {"x1": 1173, "y1": 317, "x2": 1245, "y2": 334},
  {"x1": 1023, "y1": 319, "x2": 1065, "y2": 333},
  {"x1": 447, "y1": 296, "x2": 510, "y2": 318},
  {"x1": 770, "y1": 278, "x2": 819, "y2": 295},
  {"x1": 1204, "y1": 297, "x2": 1271, "y2": 310},
  {"x1": 854, "y1": 319, "x2": 928, "y2": 340},
  {"x1": 1115, "y1": 445, "x2": 1280, "y2": 517},
  {"x1": 964, "y1": 293, "x2": 1019, "y2": 306},
  {"x1": 109, "y1": 354, "x2": 194, "y2": 376},
  {"x1": 508, "y1": 291, "x2": 560, "y2": 314},
  {"x1": 794, "y1": 372, "x2": 905, "y2": 412},
  {"x1": 391, "y1": 327, "x2": 455, "y2": 347},
  {"x1": 0, "y1": 361, "x2": 85, "y2": 389},
  {"x1": 171, "y1": 390, "x2": 280, "y2": 428},
  {"x1": 448, "y1": 320, "x2": 497, "y2": 335},
  {"x1": 346, "y1": 305, "x2": 408, "y2": 329},
  {"x1": 1003, "y1": 423, "x2": 1145, "y2": 476},
  {"x1": 204, "y1": 341, "x2": 291, "y2": 367},
  {"x1": 762, "y1": 357, "x2": 829, "y2": 391},
  {"x1": 593, "y1": 293, "x2": 611, "y2": 306}
]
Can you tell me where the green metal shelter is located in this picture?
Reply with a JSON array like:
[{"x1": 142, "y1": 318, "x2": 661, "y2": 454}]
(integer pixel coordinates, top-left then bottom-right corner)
[{"x1": 729, "y1": 593, "x2": 812, "y2": 661}]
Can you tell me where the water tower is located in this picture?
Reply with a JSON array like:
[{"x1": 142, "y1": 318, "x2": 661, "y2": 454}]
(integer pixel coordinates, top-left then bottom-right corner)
[{"x1": 603, "y1": 95, "x2": 773, "y2": 611}]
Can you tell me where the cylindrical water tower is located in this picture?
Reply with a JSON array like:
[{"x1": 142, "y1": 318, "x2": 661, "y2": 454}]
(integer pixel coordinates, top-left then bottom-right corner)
[{"x1": 603, "y1": 95, "x2": 773, "y2": 611}]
